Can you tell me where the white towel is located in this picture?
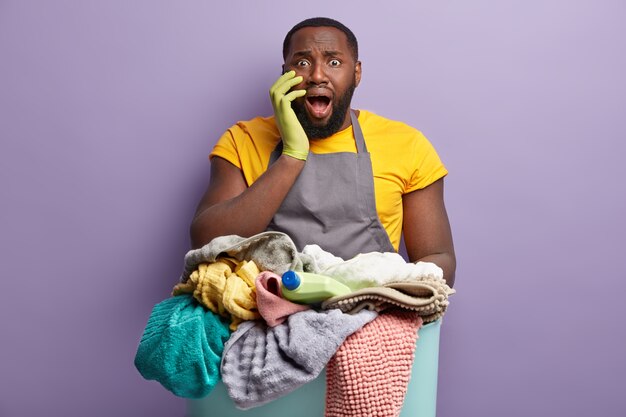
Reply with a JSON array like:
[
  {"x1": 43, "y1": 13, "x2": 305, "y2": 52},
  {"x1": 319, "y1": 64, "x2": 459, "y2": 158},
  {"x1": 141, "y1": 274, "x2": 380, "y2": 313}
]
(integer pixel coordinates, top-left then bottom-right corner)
[{"x1": 302, "y1": 246, "x2": 444, "y2": 290}]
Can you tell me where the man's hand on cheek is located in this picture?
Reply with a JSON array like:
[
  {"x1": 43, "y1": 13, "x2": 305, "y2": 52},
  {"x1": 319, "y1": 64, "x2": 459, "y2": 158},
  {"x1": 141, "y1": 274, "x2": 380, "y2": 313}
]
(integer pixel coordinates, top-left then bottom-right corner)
[{"x1": 269, "y1": 71, "x2": 309, "y2": 161}]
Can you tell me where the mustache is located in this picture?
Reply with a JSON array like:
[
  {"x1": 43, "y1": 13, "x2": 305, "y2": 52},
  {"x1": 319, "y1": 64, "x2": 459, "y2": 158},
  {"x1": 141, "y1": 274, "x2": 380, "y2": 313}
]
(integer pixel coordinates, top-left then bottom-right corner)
[{"x1": 292, "y1": 83, "x2": 356, "y2": 139}]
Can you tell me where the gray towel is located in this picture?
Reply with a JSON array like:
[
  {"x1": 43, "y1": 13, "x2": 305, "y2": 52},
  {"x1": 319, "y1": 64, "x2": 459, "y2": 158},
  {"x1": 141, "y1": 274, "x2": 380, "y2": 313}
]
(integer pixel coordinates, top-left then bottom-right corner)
[
  {"x1": 220, "y1": 308, "x2": 377, "y2": 409},
  {"x1": 181, "y1": 232, "x2": 307, "y2": 283}
]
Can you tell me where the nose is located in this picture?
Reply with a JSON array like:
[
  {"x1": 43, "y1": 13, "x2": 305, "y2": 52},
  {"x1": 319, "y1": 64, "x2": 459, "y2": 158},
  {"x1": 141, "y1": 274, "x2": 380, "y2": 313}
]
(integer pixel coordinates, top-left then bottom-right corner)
[{"x1": 307, "y1": 62, "x2": 328, "y2": 85}]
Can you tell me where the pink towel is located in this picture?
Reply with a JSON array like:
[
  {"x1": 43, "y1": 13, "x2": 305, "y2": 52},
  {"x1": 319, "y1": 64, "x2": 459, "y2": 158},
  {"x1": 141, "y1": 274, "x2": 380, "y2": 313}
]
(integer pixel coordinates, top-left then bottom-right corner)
[
  {"x1": 255, "y1": 271, "x2": 310, "y2": 326},
  {"x1": 325, "y1": 310, "x2": 423, "y2": 417}
]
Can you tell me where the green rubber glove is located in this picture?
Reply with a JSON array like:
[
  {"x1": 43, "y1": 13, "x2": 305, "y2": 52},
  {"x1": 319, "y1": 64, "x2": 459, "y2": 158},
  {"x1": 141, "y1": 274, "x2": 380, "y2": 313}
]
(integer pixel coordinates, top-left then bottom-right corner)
[{"x1": 269, "y1": 71, "x2": 309, "y2": 160}]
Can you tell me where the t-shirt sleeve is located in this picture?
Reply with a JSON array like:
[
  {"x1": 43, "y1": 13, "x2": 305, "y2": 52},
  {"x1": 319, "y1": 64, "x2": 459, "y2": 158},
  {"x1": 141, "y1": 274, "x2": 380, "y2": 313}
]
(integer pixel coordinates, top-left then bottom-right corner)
[
  {"x1": 406, "y1": 131, "x2": 448, "y2": 193},
  {"x1": 209, "y1": 128, "x2": 242, "y2": 169}
]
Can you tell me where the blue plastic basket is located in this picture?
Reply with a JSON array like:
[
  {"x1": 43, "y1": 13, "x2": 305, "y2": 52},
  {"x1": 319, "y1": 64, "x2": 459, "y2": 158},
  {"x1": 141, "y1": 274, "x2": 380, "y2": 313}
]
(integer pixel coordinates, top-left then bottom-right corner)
[{"x1": 186, "y1": 319, "x2": 441, "y2": 417}]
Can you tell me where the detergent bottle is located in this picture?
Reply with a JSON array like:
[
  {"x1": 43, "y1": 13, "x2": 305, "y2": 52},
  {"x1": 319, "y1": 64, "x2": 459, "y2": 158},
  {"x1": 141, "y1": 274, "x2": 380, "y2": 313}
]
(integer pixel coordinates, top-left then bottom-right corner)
[{"x1": 281, "y1": 270, "x2": 352, "y2": 304}]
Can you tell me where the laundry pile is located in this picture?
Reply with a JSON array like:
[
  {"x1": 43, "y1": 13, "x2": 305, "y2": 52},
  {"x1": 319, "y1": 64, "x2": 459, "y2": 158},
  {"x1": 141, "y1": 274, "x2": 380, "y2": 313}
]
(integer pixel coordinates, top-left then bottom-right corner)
[{"x1": 134, "y1": 231, "x2": 454, "y2": 414}]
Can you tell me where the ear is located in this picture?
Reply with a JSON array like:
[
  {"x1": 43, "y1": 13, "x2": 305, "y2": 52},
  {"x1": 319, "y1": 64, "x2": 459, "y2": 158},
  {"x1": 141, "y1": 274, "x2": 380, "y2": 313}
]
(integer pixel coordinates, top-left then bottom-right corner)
[
  {"x1": 354, "y1": 61, "x2": 362, "y2": 87},
  {"x1": 281, "y1": 64, "x2": 286, "y2": 74}
]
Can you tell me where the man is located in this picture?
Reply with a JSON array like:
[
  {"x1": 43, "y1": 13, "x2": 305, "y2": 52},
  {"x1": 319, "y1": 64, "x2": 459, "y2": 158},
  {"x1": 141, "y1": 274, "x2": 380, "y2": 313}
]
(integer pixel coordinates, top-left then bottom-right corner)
[{"x1": 190, "y1": 17, "x2": 456, "y2": 287}]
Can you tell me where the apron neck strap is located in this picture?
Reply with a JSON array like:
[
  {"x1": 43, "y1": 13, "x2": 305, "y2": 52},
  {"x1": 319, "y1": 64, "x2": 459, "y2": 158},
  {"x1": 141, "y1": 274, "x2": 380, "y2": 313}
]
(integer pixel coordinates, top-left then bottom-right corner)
[{"x1": 350, "y1": 110, "x2": 368, "y2": 154}]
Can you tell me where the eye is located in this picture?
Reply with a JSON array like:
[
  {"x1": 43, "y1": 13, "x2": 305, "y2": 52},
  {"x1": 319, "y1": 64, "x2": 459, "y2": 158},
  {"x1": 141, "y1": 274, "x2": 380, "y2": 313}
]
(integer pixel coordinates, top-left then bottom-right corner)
[
  {"x1": 329, "y1": 59, "x2": 341, "y2": 67},
  {"x1": 296, "y1": 59, "x2": 310, "y2": 67}
]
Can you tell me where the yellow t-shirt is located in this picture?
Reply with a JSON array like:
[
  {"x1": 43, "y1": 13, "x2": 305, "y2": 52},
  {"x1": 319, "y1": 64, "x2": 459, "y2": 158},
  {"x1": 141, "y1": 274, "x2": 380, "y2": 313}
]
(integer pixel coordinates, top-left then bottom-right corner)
[{"x1": 210, "y1": 110, "x2": 448, "y2": 250}]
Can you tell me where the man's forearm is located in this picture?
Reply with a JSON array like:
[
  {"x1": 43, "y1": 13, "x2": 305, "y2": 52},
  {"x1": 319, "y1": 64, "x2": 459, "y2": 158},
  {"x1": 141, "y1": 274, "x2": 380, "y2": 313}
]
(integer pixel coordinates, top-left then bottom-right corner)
[
  {"x1": 190, "y1": 155, "x2": 305, "y2": 248},
  {"x1": 415, "y1": 252, "x2": 456, "y2": 288}
]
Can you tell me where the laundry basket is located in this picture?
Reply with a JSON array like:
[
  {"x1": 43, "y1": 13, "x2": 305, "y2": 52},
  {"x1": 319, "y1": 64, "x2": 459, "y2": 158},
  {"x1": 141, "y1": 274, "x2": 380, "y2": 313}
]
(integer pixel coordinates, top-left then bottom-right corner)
[{"x1": 186, "y1": 319, "x2": 442, "y2": 417}]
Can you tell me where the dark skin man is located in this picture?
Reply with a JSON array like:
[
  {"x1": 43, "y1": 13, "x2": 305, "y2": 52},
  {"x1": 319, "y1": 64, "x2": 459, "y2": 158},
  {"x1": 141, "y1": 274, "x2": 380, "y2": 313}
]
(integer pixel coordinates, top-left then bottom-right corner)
[{"x1": 190, "y1": 25, "x2": 456, "y2": 286}]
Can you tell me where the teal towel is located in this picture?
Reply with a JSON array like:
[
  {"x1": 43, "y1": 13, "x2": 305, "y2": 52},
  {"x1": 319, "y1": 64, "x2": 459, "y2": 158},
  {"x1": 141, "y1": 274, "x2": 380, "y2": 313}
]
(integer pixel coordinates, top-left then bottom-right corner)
[{"x1": 134, "y1": 294, "x2": 231, "y2": 398}]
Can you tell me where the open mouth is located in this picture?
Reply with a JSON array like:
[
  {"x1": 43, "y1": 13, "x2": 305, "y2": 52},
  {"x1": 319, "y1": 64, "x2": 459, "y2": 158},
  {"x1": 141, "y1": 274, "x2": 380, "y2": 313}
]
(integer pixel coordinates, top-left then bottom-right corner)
[{"x1": 305, "y1": 95, "x2": 332, "y2": 119}]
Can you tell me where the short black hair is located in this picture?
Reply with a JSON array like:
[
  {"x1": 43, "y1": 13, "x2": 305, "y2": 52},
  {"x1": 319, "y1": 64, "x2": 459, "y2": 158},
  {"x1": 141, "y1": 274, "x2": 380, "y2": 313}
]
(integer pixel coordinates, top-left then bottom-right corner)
[{"x1": 282, "y1": 17, "x2": 359, "y2": 61}]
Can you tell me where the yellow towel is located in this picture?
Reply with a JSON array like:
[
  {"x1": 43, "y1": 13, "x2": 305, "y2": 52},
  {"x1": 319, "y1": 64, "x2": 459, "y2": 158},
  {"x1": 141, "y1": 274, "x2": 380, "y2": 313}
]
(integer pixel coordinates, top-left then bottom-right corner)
[
  {"x1": 173, "y1": 258, "x2": 261, "y2": 330},
  {"x1": 223, "y1": 272, "x2": 258, "y2": 320},
  {"x1": 234, "y1": 260, "x2": 260, "y2": 288}
]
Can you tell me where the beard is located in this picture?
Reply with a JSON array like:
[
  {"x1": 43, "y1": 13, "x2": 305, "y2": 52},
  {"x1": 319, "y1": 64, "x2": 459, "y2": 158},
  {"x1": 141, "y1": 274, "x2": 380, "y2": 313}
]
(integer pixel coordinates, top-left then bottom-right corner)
[{"x1": 292, "y1": 82, "x2": 356, "y2": 139}]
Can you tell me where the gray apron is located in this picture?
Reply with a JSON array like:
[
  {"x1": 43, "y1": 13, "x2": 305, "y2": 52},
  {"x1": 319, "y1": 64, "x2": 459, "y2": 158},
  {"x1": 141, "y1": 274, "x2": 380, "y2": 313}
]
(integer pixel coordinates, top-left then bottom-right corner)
[{"x1": 266, "y1": 111, "x2": 395, "y2": 259}]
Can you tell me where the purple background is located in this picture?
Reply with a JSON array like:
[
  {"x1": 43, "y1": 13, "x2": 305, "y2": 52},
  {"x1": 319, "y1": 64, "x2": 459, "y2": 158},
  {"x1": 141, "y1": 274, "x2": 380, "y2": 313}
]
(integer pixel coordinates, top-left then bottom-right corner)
[{"x1": 1, "y1": 1, "x2": 625, "y2": 416}]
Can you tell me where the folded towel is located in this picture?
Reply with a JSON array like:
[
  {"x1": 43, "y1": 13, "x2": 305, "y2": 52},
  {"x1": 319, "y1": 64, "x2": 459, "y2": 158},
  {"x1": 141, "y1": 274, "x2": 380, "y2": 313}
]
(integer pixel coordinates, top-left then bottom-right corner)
[
  {"x1": 134, "y1": 295, "x2": 231, "y2": 398},
  {"x1": 255, "y1": 271, "x2": 310, "y2": 327},
  {"x1": 321, "y1": 280, "x2": 454, "y2": 323},
  {"x1": 220, "y1": 308, "x2": 377, "y2": 410},
  {"x1": 180, "y1": 232, "x2": 304, "y2": 283},
  {"x1": 325, "y1": 310, "x2": 423, "y2": 417}
]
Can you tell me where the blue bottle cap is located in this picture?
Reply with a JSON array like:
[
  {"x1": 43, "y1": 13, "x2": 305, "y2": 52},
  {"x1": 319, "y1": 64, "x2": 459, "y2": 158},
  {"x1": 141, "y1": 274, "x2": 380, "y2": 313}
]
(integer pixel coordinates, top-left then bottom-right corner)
[{"x1": 281, "y1": 270, "x2": 301, "y2": 291}]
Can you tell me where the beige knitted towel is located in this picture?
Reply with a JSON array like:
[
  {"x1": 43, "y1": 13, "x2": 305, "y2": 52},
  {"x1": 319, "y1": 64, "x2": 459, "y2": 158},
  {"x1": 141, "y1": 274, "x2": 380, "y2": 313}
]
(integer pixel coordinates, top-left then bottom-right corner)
[
  {"x1": 325, "y1": 310, "x2": 423, "y2": 417},
  {"x1": 321, "y1": 278, "x2": 454, "y2": 324}
]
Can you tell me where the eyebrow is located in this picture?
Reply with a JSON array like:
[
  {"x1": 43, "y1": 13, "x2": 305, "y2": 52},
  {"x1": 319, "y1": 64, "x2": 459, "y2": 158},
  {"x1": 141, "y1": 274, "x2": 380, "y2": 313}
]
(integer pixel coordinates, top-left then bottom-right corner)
[{"x1": 291, "y1": 49, "x2": 344, "y2": 58}]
